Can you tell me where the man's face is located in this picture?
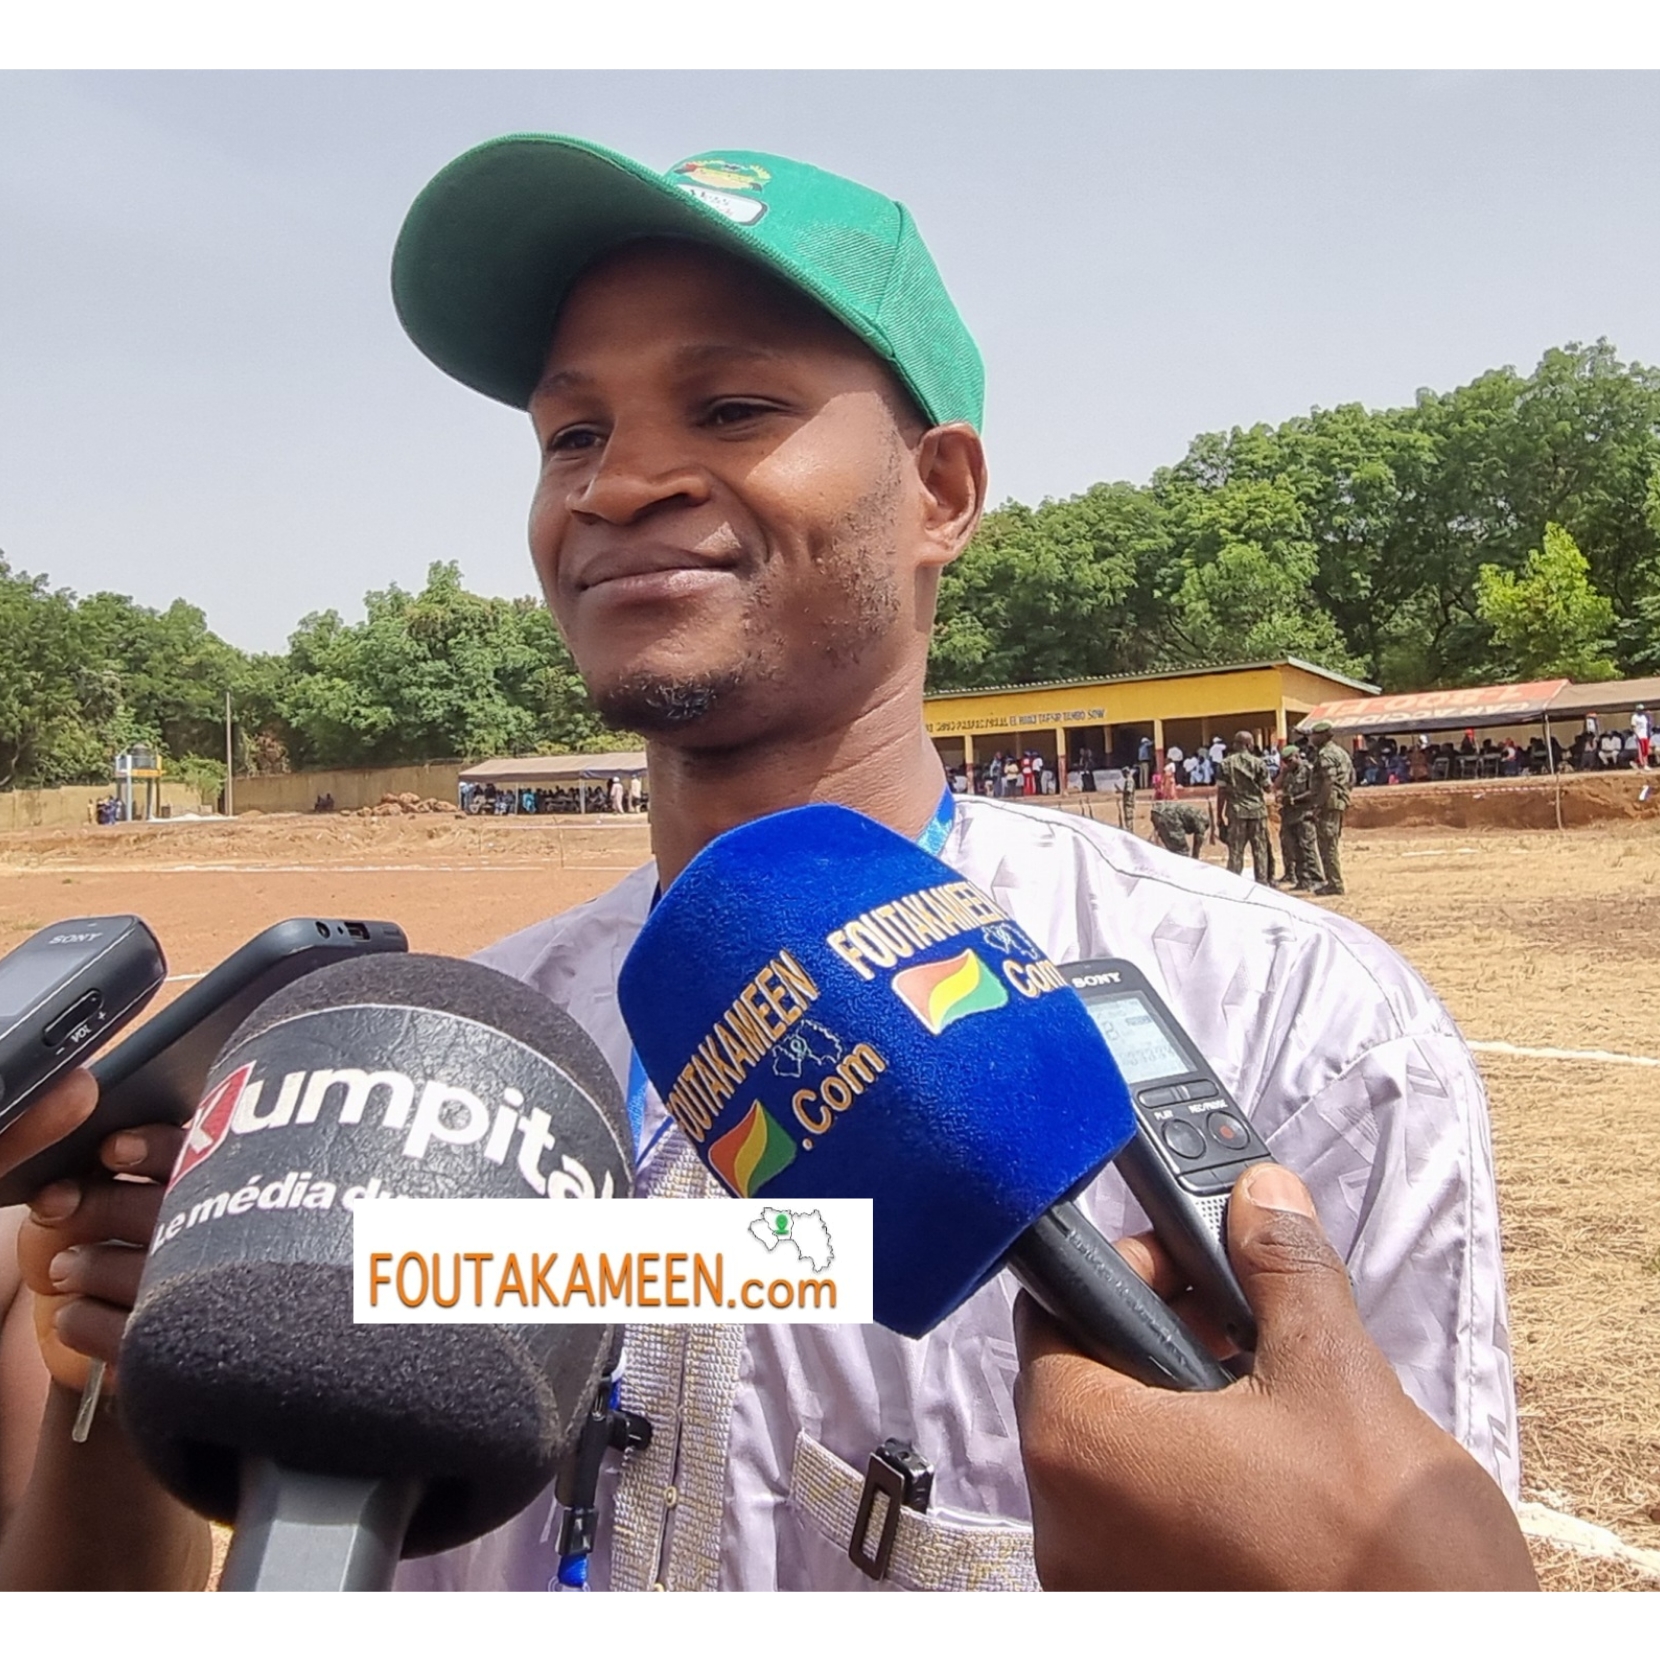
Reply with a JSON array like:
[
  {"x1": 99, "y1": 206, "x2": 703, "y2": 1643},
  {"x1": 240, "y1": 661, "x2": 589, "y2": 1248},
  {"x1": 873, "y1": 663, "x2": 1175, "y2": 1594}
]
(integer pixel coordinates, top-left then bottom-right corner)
[{"x1": 527, "y1": 239, "x2": 945, "y2": 746}]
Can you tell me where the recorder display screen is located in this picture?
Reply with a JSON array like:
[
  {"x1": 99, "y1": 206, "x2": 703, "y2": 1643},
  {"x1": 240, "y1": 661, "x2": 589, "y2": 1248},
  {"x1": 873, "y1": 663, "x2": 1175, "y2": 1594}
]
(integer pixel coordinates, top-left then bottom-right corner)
[{"x1": 1085, "y1": 993, "x2": 1191, "y2": 1085}]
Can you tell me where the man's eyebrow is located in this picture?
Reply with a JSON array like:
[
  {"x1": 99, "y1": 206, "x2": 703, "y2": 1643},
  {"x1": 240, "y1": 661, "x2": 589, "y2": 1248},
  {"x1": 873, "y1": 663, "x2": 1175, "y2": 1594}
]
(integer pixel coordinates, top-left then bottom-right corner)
[
  {"x1": 529, "y1": 367, "x2": 593, "y2": 402},
  {"x1": 530, "y1": 342, "x2": 791, "y2": 403}
]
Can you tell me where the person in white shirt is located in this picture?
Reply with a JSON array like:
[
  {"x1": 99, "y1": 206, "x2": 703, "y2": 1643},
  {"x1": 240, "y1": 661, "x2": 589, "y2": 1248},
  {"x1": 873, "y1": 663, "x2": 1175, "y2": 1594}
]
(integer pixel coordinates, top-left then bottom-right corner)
[
  {"x1": 2, "y1": 132, "x2": 1521, "y2": 1595},
  {"x1": 1631, "y1": 704, "x2": 1651, "y2": 769}
]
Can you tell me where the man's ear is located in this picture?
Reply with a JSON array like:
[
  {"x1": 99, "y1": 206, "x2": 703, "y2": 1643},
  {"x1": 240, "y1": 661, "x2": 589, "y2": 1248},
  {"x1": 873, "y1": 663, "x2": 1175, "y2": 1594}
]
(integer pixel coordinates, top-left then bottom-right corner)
[{"x1": 913, "y1": 424, "x2": 987, "y2": 569}]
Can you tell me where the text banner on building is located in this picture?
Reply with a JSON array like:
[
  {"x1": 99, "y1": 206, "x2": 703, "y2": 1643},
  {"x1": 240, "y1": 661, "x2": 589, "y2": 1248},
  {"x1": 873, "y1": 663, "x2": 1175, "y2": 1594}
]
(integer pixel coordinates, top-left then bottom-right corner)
[{"x1": 353, "y1": 1197, "x2": 873, "y2": 1324}]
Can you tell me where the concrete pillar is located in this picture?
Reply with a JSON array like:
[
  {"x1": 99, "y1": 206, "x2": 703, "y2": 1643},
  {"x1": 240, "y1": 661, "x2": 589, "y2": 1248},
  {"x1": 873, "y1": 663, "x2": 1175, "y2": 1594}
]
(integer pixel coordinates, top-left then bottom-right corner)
[
  {"x1": 963, "y1": 731, "x2": 976, "y2": 791},
  {"x1": 1055, "y1": 724, "x2": 1068, "y2": 793}
]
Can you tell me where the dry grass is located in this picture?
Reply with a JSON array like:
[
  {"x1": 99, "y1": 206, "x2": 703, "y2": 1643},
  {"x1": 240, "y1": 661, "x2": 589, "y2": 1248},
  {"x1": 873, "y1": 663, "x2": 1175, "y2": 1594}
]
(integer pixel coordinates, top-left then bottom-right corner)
[{"x1": 1335, "y1": 823, "x2": 1660, "y2": 1583}]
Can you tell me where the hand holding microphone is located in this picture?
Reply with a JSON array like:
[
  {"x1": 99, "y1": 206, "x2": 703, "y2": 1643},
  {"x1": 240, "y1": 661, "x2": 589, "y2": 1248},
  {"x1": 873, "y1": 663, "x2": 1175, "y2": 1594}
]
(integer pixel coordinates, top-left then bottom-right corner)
[{"x1": 1013, "y1": 1163, "x2": 1539, "y2": 1591}]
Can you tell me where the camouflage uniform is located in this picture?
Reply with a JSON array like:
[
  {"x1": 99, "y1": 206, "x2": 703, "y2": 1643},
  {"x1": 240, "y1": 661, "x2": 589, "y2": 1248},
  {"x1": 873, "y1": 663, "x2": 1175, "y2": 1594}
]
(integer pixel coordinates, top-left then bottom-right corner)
[
  {"x1": 1150, "y1": 799, "x2": 1211, "y2": 857},
  {"x1": 1216, "y1": 746, "x2": 1272, "y2": 882},
  {"x1": 1276, "y1": 746, "x2": 1322, "y2": 890},
  {"x1": 1311, "y1": 730, "x2": 1355, "y2": 895}
]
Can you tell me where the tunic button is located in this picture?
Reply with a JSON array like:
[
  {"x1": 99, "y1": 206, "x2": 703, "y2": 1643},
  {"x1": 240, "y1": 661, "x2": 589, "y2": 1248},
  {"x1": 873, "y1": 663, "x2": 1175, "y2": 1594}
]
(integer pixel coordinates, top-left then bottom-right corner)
[{"x1": 664, "y1": 1484, "x2": 679, "y2": 1508}]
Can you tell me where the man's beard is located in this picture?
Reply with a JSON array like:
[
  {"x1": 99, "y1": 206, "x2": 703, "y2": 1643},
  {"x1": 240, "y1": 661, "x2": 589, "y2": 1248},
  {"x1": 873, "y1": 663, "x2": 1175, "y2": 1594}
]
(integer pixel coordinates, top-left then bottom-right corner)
[{"x1": 592, "y1": 668, "x2": 750, "y2": 735}]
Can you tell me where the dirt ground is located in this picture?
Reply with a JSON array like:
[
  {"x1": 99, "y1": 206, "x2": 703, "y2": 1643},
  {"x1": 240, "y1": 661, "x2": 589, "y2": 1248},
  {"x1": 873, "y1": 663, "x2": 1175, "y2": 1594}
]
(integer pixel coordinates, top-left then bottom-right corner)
[{"x1": 0, "y1": 805, "x2": 1654, "y2": 1590}]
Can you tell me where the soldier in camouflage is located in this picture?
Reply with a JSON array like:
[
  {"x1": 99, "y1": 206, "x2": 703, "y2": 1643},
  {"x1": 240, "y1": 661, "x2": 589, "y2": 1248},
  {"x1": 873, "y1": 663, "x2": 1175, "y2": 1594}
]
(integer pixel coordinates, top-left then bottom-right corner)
[
  {"x1": 1215, "y1": 729, "x2": 1272, "y2": 883},
  {"x1": 1150, "y1": 797, "x2": 1214, "y2": 858},
  {"x1": 1309, "y1": 718, "x2": 1355, "y2": 896},
  {"x1": 1275, "y1": 743, "x2": 1322, "y2": 892}
]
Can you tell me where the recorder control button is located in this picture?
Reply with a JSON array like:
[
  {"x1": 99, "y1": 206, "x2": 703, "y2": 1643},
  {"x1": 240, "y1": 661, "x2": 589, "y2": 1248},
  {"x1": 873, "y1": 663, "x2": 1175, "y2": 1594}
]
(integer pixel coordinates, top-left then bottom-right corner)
[
  {"x1": 1160, "y1": 1119, "x2": 1207, "y2": 1160},
  {"x1": 1207, "y1": 1111, "x2": 1252, "y2": 1153},
  {"x1": 1181, "y1": 1079, "x2": 1217, "y2": 1102},
  {"x1": 41, "y1": 991, "x2": 103, "y2": 1049},
  {"x1": 1138, "y1": 1085, "x2": 1182, "y2": 1109}
]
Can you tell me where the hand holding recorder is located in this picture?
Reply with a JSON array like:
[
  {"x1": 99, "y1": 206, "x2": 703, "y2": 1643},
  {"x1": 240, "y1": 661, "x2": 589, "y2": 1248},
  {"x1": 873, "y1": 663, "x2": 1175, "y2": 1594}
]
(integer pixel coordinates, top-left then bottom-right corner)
[{"x1": 1013, "y1": 1162, "x2": 1539, "y2": 1592}]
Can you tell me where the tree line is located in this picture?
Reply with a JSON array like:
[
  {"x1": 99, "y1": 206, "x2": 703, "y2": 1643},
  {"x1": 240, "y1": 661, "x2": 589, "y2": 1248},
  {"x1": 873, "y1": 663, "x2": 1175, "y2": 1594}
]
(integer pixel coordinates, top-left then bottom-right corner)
[{"x1": 2, "y1": 340, "x2": 1656, "y2": 792}]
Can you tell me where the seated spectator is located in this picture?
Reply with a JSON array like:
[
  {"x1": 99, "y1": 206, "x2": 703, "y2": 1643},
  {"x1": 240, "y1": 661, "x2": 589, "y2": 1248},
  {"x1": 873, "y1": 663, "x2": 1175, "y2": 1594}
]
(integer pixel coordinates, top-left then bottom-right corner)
[
  {"x1": 1408, "y1": 746, "x2": 1431, "y2": 783},
  {"x1": 1599, "y1": 730, "x2": 1621, "y2": 769}
]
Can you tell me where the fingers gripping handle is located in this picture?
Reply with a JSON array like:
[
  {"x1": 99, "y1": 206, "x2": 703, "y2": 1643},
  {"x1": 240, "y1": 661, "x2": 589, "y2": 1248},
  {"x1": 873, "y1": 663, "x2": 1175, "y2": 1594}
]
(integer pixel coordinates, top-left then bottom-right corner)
[{"x1": 1006, "y1": 1201, "x2": 1232, "y2": 1392}]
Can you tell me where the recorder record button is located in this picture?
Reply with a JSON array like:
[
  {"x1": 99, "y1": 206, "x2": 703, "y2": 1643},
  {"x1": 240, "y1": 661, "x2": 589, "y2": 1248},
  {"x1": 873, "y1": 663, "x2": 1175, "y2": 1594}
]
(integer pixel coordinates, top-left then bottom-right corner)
[{"x1": 1206, "y1": 1111, "x2": 1252, "y2": 1153}]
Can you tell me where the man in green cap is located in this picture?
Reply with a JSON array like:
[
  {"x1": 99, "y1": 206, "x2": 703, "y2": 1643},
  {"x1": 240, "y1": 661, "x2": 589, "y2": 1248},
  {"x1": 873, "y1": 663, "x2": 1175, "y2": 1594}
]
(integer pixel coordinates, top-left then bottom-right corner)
[
  {"x1": 1275, "y1": 743, "x2": 1321, "y2": 892},
  {"x1": 1215, "y1": 730, "x2": 1272, "y2": 883},
  {"x1": 1309, "y1": 718, "x2": 1355, "y2": 896},
  {"x1": 2, "y1": 132, "x2": 1520, "y2": 1594}
]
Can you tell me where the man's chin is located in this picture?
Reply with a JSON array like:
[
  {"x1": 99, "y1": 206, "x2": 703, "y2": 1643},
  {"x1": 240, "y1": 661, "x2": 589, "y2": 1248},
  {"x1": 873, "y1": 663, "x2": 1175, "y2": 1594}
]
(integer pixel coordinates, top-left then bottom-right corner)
[{"x1": 593, "y1": 670, "x2": 750, "y2": 738}]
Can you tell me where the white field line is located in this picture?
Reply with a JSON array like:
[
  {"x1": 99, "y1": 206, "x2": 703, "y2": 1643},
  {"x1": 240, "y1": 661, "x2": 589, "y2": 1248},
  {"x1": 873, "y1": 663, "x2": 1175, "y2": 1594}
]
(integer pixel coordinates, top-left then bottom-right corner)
[
  {"x1": 1470, "y1": 1040, "x2": 1660, "y2": 1069},
  {"x1": 164, "y1": 972, "x2": 208, "y2": 984},
  {"x1": 1517, "y1": 1503, "x2": 1660, "y2": 1580}
]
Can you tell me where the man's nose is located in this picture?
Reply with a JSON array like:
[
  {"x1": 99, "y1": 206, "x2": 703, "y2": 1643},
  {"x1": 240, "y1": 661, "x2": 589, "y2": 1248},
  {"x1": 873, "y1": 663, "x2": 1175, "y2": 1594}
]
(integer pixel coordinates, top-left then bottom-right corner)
[{"x1": 567, "y1": 424, "x2": 710, "y2": 524}]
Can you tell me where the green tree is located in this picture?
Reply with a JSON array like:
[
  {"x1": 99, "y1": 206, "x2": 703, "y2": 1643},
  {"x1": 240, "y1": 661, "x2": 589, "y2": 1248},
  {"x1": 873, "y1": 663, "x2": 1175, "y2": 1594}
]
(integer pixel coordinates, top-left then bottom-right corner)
[
  {"x1": 280, "y1": 561, "x2": 616, "y2": 768},
  {"x1": 1155, "y1": 477, "x2": 1367, "y2": 677},
  {"x1": 1475, "y1": 523, "x2": 1618, "y2": 682},
  {"x1": 930, "y1": 484, "x2": 1166, "y2": 690},
  {"x1": 0, "y1": 557, "x2": 104, "y2": 787}
]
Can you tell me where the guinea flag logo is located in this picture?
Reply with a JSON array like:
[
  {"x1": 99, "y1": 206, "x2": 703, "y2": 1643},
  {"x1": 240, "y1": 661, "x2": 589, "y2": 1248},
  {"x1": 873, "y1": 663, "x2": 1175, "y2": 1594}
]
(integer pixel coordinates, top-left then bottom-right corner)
[
  {"x1": 891, "y1": 949, "x2": 1009, "y2": 1035},
  {"x1": 709, "y1": 1103, "x2": 798, "y2": 1198}
]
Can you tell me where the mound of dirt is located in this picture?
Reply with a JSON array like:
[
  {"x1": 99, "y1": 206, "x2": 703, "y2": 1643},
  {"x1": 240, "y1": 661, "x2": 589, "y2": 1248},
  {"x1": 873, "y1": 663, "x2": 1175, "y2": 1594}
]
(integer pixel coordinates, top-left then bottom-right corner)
[
  {"x1": 348, "y1": 793, "x2": 460, "y2": 818},
  {"x1": 1348, "y1": 772, "x2": 1660, "y2": 832}
]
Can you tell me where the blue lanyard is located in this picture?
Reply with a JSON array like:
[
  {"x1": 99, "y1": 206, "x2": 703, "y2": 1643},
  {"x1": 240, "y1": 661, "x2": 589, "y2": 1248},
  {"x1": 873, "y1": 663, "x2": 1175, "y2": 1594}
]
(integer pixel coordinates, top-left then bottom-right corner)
[{"x1": 624, "y1": 784, "x2": 956, "y2": 1164}]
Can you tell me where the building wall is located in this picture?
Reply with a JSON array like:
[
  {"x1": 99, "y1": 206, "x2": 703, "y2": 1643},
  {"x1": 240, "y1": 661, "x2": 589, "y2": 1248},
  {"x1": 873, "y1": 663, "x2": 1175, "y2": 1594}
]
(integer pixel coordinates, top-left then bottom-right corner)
[
  {"x1": 230, "y1": 762, "x2": 465, "y2": 816},
  {"x1": 0, "y1": 782, "x2": 211, "y2": 832},
  {"x1": 923, "y1": 666, "x2": 1337, "y2": 736},
  {"x1": 924, "y1": 664, "x2": 1365, "y2": 778}
]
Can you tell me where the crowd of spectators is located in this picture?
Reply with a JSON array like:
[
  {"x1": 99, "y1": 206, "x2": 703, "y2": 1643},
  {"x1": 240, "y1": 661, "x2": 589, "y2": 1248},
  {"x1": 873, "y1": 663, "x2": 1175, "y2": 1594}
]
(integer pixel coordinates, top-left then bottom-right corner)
[
  {"x1": 952, "y1": 749, "x2": 1058, "y2": 797},
  {"x1": 458, "y1": 778, "x2": 646, "y2": 815},
  {"x1": 1346, "y1": 712, "x2": 1655, "y2": 786},
  {"x1": 944, "y1": 706, "x2": 1654, "y2": 804}
]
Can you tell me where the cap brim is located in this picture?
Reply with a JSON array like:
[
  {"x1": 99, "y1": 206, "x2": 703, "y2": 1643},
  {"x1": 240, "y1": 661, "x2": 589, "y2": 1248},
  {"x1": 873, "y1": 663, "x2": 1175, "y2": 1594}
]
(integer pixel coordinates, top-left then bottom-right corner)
[{"x1": 395, "y1": 135, "x2": 795, "y2": 409}]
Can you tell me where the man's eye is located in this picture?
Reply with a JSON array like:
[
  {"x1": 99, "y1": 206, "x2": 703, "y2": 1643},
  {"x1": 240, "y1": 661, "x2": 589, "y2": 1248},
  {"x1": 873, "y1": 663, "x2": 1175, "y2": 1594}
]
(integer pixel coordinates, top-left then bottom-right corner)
[
  {"x1": 546, "y1": 426, "x2": 603, "y2": 455},
  {"x1": 703, "y1": 399, "x2": 776, "y2": 427}
]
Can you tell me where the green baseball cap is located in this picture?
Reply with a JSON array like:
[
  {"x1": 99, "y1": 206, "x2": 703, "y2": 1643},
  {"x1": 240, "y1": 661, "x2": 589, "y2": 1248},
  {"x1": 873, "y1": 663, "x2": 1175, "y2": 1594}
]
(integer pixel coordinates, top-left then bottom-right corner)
[
  {"x1": 392, "y1": 136, "x2": 984, "y2": 429},
  {"x1": 1280, "y1": 743, "x2": 1300, "y2": 759}
]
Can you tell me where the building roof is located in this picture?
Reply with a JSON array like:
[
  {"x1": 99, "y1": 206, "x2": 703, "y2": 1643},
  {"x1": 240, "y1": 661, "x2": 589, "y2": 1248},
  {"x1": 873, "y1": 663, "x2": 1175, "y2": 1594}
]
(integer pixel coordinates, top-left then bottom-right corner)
[
  {"x1": 1544, "y1": 677, "x2": 1660, "y2": 719},
  {"x1": 925, "y1": 658, "x2": 1380, "y2": 702},
  {"x1": 1297, "y1": 680, "x2": 1571, "y2": 737},
  {"x1": 458, "y1": 750, "x2": 647, "y2": 784}
]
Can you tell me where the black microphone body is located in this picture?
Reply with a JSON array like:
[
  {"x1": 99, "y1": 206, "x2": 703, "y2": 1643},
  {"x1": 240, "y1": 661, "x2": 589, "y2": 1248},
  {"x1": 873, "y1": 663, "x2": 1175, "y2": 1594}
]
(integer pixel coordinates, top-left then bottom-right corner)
[
  {"x1": 1007, "y1": 1202, "x2": 1230, "y2": 1391},
  {"x1": 120, "y1": 955, "x2": 635, "y2": 1587}
]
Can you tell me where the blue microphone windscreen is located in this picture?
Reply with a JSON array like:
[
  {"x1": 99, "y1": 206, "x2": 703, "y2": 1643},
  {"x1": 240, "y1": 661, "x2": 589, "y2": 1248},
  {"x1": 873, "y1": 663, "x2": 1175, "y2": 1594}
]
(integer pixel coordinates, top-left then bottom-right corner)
[{"x1": 618, "y1": 804, "x2": 1135, "y2": 1335}]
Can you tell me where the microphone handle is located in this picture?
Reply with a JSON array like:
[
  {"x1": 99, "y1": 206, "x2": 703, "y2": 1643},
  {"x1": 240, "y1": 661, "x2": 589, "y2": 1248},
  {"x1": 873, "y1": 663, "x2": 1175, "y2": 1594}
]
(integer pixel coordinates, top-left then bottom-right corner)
[
  {"x1": 220, "y1": 1458, "x2": 422, "y2": 1591},
  {"x1": 1007, "y1": 1199, "x2": 1233, "y2": 1392}
]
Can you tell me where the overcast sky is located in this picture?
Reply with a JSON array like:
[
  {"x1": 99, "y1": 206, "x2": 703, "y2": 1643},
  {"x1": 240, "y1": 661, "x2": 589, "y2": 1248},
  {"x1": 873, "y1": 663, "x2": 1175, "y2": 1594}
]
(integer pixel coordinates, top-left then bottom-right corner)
[{"x1": 3, "y1": 71, "x2": 1659, "y2": 653}]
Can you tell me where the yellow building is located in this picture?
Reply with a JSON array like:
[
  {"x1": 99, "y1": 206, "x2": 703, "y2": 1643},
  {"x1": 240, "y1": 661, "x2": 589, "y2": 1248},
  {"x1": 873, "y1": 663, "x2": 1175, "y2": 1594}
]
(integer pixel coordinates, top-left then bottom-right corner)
[{"x1": 924, "y1": 659, "x2": 1378, "y2": 784}]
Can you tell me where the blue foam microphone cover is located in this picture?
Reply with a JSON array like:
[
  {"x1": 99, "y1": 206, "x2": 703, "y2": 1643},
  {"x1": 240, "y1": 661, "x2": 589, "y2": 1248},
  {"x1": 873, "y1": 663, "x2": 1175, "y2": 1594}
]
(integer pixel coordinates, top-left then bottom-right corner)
[{"x1": 618, "y1": 804, "x2": 1136, "y2": 1336}]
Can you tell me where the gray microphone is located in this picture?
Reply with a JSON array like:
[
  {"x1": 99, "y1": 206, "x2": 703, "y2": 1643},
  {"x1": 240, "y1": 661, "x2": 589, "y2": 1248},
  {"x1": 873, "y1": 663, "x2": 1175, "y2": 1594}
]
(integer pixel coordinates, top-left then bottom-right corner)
[{"x1": 118, "y1": 954, "x2": 632, "y2": 1591}]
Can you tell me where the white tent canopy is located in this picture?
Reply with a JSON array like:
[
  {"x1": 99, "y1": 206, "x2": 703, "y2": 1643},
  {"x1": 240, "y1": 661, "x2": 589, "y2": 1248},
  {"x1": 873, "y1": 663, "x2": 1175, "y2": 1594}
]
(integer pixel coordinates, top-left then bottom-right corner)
[{"x1": 458, "y1": 751, "x2": 647, "y2": 785}]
